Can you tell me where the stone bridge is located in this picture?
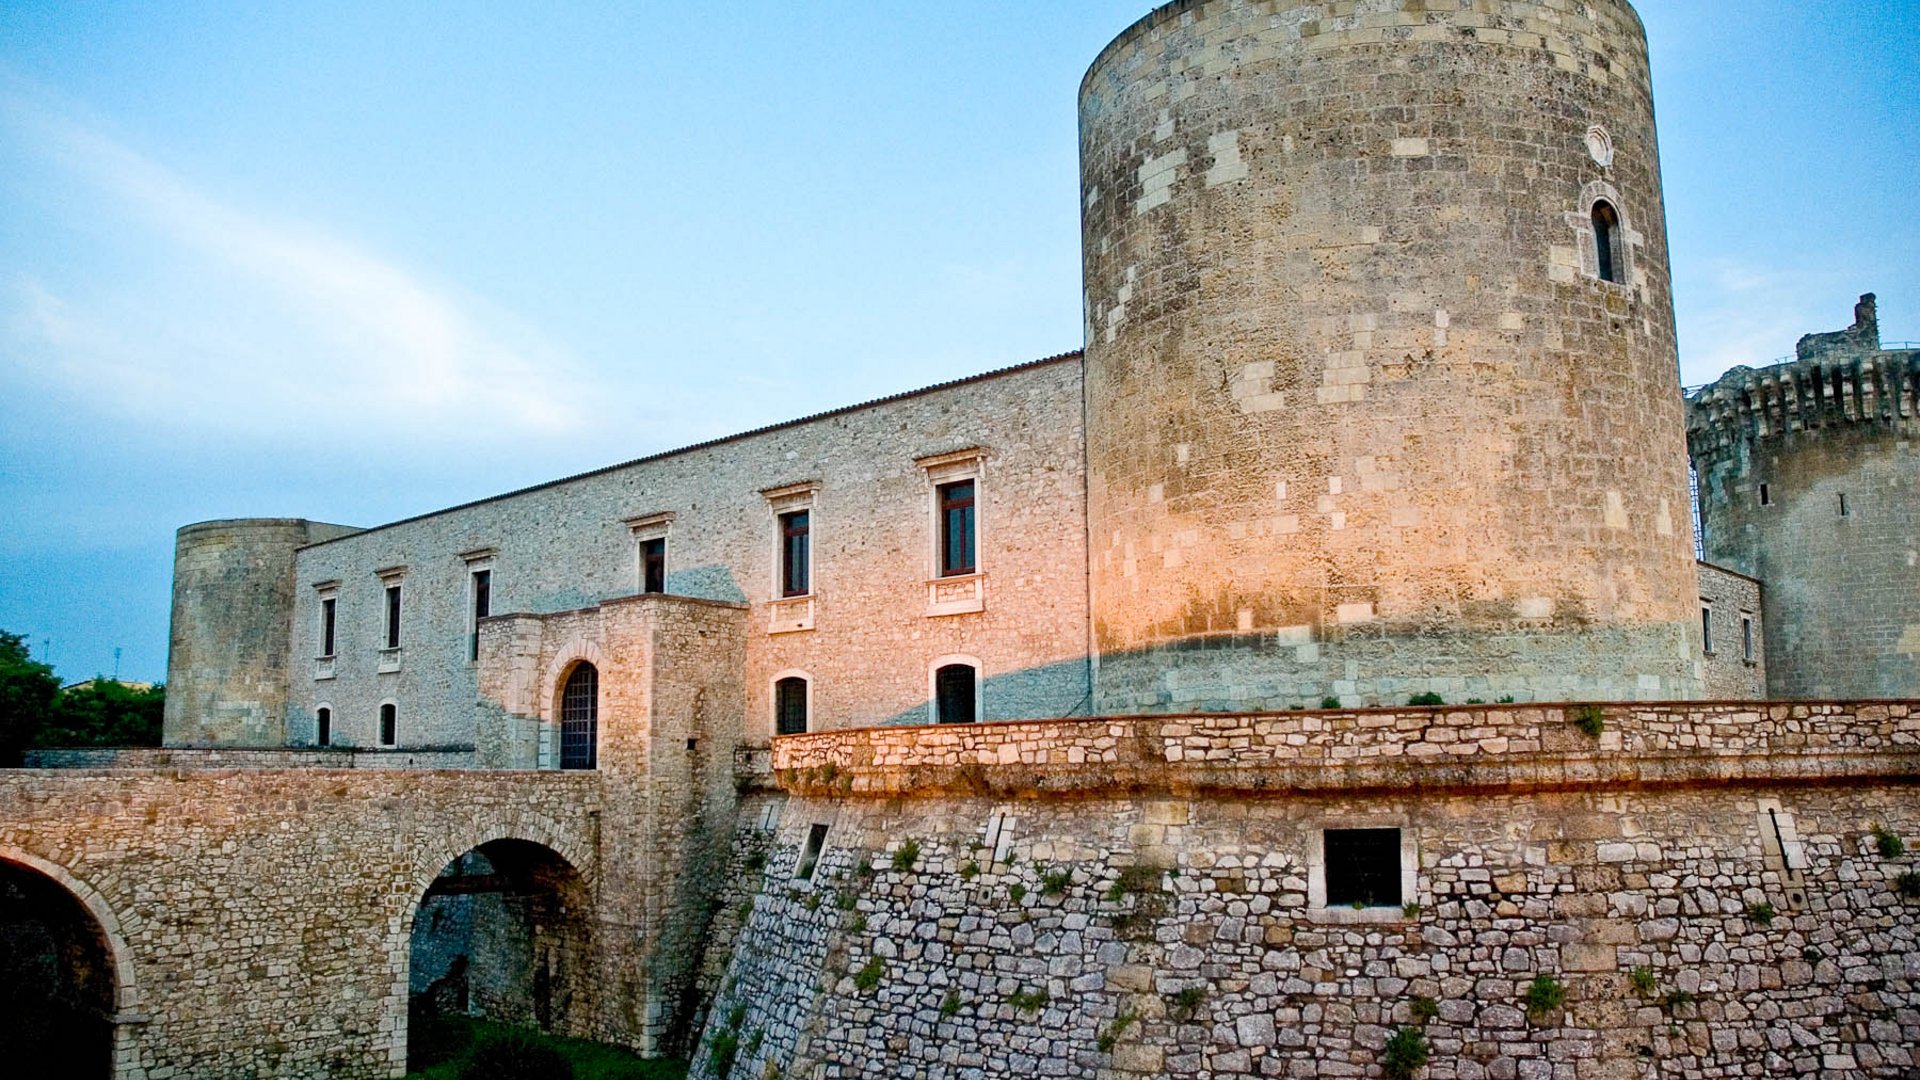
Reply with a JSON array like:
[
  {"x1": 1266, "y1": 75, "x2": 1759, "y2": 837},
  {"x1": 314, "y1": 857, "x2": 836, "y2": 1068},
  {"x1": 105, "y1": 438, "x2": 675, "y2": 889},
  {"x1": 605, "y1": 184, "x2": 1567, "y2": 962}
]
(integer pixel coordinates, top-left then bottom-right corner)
[{"x1": 0, "y1": 766, "x2": 628, "y2": 1079}]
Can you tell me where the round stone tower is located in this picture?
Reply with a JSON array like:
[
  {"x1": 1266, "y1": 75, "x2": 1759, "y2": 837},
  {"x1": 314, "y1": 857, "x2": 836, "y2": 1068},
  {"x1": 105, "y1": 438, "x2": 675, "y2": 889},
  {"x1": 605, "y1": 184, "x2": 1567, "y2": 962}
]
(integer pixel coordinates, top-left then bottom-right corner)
[
  {"x1": 1688, "y1": 296, "x2": 1920, "y2": 700},
  {"x1": 163, "y1": 518, "x2": 360, "y2": 747},
  {"x1": 1080, "y1": 0, "x2": 1700, "y2": 710}
]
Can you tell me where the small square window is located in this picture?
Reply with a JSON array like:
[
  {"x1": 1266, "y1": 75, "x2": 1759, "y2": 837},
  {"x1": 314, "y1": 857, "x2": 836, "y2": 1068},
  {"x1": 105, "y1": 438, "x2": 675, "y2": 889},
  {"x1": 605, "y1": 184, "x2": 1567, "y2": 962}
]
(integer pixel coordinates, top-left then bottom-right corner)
[
  {"x1": 1324, "y1": 828, "x2": 1403, "y2": 908},
  {"x1": 796, "y1": 823, "x2": 829, "y2": 881}
]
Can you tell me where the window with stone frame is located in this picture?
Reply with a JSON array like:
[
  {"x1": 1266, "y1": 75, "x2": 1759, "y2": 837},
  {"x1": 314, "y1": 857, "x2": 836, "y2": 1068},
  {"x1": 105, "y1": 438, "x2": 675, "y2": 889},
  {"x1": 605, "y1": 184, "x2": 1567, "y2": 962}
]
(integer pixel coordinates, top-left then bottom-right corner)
[
  {"x1": 775, "y1": 675, "x2": 809, "y2": 736},
  {"x1": 1322, "y1": 828, "x2": 1402, "y2": 908},
  {"x1": 560, "y1": 663, "x2": 599, "y2": 770},
  {"x1": 934, "y1": 662, "x2": 977, "y2": 725}
]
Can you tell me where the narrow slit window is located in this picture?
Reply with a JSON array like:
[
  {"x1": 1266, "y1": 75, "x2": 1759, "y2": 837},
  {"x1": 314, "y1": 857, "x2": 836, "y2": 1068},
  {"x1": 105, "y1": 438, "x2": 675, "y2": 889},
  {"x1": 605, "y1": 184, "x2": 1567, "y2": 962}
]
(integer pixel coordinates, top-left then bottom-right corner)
[
  {"x1": 641, "y1": 537, "x2": 667, "y2": 594},
  {"x1": 560, "y1": 663, "x2": 599, "y2": 770},
  {"x1": 1838, "y1": 493, "x2": 1848, "y2": 517},
  {"x1": 1323, "y1": 828, "x2": 1402, "y2": 907},
  {"x1": 316, "y1": 707, "x2": 331, "y2": 747},
  {"x1": 1592, "y1": 201, "x2": 1621, "y2": 283},
  {"x1": 1701, "y1": 605, "x2": 1714, "y2": 654},
  {"x1": 797, "y1": 823, "x2": 830, "y2": 881},
  {"x1": 384, "y1": 584, "x2": 402, "y2": 649},
  {"x1": 779, "y1": 510, "x2": 811, "y2": 597},
  {"x1": 935, "y1": 663, "x2": 977, "y2": 725},
  {"x1": 775, "y1": 676, "x2": 809, "y2": 736},
  {"x1": 320, "y1": 597, "x2": 337, "y2": 657},
  {"x1": 938, "y1": 479, "x2": 977, "y2": 577},
  {"x1": 1741, "y1": 614, "x2": 1755, "y2": 663},
  {"x1": 469, "y1": 569, "x2": 491, "y2": 662},
  {"x1": 1759, "y1": 483, "x2": 1771, "y2": 506},
  {"x1": 379, "y1": 703, "x2": 397, "y2": 746}
]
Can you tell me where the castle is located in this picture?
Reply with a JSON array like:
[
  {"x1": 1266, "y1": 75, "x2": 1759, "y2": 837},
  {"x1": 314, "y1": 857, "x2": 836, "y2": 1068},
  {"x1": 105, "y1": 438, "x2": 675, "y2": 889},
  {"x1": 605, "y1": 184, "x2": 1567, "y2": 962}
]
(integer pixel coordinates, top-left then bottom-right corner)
[{"x1": 3, "y1": 1, "x2": 1916, "y2": 1078}]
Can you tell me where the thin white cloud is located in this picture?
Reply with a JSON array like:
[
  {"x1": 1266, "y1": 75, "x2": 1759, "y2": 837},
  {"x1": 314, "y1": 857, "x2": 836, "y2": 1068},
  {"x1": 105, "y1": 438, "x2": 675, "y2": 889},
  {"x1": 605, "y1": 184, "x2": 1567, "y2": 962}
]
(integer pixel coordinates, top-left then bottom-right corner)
[
  {"x1": 0, "y1": 90, "x2": 590, "y2": 441},
  {"x1": 1676, "y1": 258, "x2": 1857, "y2": 387}
]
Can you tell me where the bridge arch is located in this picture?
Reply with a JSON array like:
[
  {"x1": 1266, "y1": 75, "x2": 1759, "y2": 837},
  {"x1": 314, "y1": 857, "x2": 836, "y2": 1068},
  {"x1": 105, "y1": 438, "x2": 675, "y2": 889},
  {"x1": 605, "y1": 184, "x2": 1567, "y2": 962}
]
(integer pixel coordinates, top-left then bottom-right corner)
[
  {"x1": 0, "y1": 846, "x2": 143, "y2": 1079},
  {"x1": 388, "y1": 819, "x2": 599, "y2": 1074}
]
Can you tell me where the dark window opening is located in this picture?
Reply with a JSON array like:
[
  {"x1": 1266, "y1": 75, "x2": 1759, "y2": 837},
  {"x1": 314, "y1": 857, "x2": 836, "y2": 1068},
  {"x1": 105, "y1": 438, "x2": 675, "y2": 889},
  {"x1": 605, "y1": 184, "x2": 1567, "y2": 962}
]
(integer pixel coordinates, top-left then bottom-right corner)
[
  {"x1": 1324, "y1": 828, "x2": 1402, "y2": 907},
  {"x1": 1759, "y1": 483, "x2": 1771, "y2": 506},
  {"x1": 1592, "y1": 201, "x2": 1621, "y2": 283},
  {"x1": 1838, "y1": 493, "x2": 1849, "y2": 517},
  {"x1": 379, "y1": 703, "x2": 397, "y2": 747},
  {"x1": 775, "y1": 676, "x2": 808, "y2": 736},
  {"x1": 470, "y1": 569, "x2": 491, "y2": 662},
  {"x1": 560, "y1": 663, "x2": 598, "y2": 771},
  {"x1": 384, "y1": 584, "x2": 402, "y2": 649},
  {"x1": 1741, "y1": 615, "x2": 1755, "y2": 663},
  {"x1": 797, "y1": 823, "x2": 830, "y2": 880},
  {"x1": 316, "y1": 707, "x2": 331, "y2": 747},
  {"x1": 935, "y1": 663, "x2": 976, "y2": 725},
  {"x1": 641, "y1": 537, "x2": 666, "y2": 594},
  {"x1": 1701, "y1": 606, "x2": 1714, "y2": 654},
  {"x1": 779, "y1": 511, "x2": 810, "y2": 597},
  {"x1": 320, "y1": 597, "x2": 337, "y2": 657},
  {"x1": 938, "y1": 479, "x2": 977, "y2": 577}
]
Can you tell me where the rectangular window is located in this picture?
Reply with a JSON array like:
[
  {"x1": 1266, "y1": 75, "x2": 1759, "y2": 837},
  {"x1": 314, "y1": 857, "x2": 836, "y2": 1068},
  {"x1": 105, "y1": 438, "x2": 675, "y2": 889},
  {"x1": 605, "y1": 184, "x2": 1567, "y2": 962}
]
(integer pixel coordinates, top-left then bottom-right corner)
[
  {"x1": 384, "y1": 584, "x2": 402, "y2": 649},
  {"x1": 1741, "y1": 614, "x2": 1755, "y2": 662},
  {"x1": 1838, "y1": 493, "x2": 1849, "y2": 517},
  {"x1": 316, "y1": 707, "x2": 331, "y2": 747},
  {"x1": 775, "y1": 676, "x2": 809, "y2": 736},
  {"x1": 935, "y1": 663, "x2": 977, "y2": 725},
  {"x1": 779, "y1": 510, "x2": 810, "y2": 597},
  {"x1": 796, "y1": 823, "x2": 830, "y2": 880},
  {"x1": 320, "y1": 597, "x2": 337, "y2": 657},
  {"x1": 938, "y1": 479, "x2": 977, "y2": 577},
  {"x1": 641, "y1": 537, "x2": 666, "y2": 594},
  {"x1": 469, "y1": 569, "x2": 491, "y2": 662},
  {"x1": 1323, "y1": 828, "x2": 1402, "y2": 907},
  {"x1": 379, "y1": 703, "x2": 396, "y2": 746},
  {"x1": 1759, "y1": 483, "x2": 1770, "y2": 506},
  {"x1": 1700, "y1": 604, "x2": 1713, "y2": 655}
]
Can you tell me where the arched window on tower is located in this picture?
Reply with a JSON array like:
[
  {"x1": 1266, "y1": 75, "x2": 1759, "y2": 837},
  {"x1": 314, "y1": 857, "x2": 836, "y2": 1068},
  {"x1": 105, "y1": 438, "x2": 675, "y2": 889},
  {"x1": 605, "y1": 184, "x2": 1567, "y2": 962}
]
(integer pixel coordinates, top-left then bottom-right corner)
[
  {"x1": 1592, "y1": 201, "x2": 1621, "y2": 283},
  {"x1": 560, "y1": 663, "x2": 598, "y2": 770}
]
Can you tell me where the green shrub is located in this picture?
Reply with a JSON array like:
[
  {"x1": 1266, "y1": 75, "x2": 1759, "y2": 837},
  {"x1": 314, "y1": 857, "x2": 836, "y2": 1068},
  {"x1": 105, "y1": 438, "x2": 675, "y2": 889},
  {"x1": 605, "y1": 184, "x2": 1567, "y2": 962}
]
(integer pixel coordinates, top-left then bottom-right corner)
[
  {"x1": 1663, "y1": 989, "x2": 1696, "y2": 1011},
  {"x1": 1571, "y1": 704, "x2": 1605, "y2": 738},
  {"x1": 1041, "y1": 868, "x2": 1072, "y2": 896},
  {"x1": 1008, "y1": 882, "x2": 1027, "y2": 904},
  {"x1": 835, "y1": 888, "x2": 858, "y2": 910},
  {"x1": 1497, "y1": 695, "x2": 1516, "y2": 704},
  {"x1": 703, "y1": 1030, "x2": 738, "y2": 1080},
  {"x1": 1168, "y1": 986, "x2": 1207, "y2": 1020},
  {"x1": 891, "y1": 839, "x2": 921, "y2": 872},
  {"x1": 1408, "y1": 996, "x2": 1438, "y2": 1024},
  {"x1": 457, "y1": 1031, "x2": 573, "y2": 1080},
  {"x1": 853, "y1": 957, "x2": 885, "y2": 992},
  {"x1": 1746, "y1": 901, "x2": 1776, "y2": 926},
  {"x1": 939, "y1": 991, "x2": 963, "y2": 1018},
  {"x1": 1408, "y1": 692, "x2": 1444, "y2": 707},
  {"x1": 1006, "y1": 987, "x2": 1049, "y2": 1013},
  {"x1": 1894, "y1": 870, "x2": 1920, "y2": 899},
  {"x1": 1629, "y1": 965, "x2": 1657, "y2": 996},
  {"x1": 1320, "y1": 696, "x2": 1342, "y2": 709},
  {"x1": 1401, "y1": 902, "x2": 1424, "y2": 918},
  {"x1": 1096, "y1": 1008, "x2": 1138, "y2": 1052},
  {"x1": 1380, "y1": 1025, "x2": 1430, "y2": 1080},
  {"x1": 960, "y1": 861, "x2": 980, "y2": 880},
  {"x1": 1522, "y1": 976, "x2": 1566, "y2": 1019},
  {"x1": 1872, "y1": 823, "x2": 1906, "y2": 858}
]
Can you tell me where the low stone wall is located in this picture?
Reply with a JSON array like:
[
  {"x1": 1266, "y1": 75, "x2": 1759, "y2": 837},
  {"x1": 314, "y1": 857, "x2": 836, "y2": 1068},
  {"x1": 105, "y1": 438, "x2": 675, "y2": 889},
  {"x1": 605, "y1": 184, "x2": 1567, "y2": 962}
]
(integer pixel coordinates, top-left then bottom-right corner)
[
  {"x1": 774, "y1": 701, "x2": 1920, "y2": 796},
  {"x1": 22, "y1": 746, "x2": 480, "y2": 770}
]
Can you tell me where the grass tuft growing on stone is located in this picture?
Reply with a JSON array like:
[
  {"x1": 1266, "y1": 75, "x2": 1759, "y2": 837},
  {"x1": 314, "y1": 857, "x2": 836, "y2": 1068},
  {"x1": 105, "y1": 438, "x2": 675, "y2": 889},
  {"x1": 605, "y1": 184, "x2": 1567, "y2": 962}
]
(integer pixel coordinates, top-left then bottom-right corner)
[
  {"x1": 1629, "y1": 965, "x2": 1657, "y2": 996},
  {"x1": 1096, "y1": 1008, "x2": 1138, "y2": 1052},
  {"x1": 1746, "y1": 901, "x2": 1776, "y2": 926},
  {"x1": 1167, "y1": 986, "x2": 1207, "y2": 1020},
  {"x1": 1407, "y1": 692, "x2": 1444, "y2": 707},
  {"x1": 1408, "y1": 996, "x2": 1438, "y2": 1024},
  {"x1": 1522, "y1": 975, "x2": 1566, "y2": 1020},
  {"x1": 891, "y1": 839, "x2": 921, "y2": 872},
  {"x1": 1872, "y1": 823, "x2": 1906, "y2": 858},
  {"x1": 852, "y1": 956, "x2": 886, "y2": 992},
  {"x1": 1380, "y1": 1025, "x2": 1430, "y2": 1080},
  {"x1": 1006, "y1": 987, "x2": 1049, "y2": 1013},
  {"x1": 1571, "y1": 704, "x2": 1605, "y2": 738},
  {"x1": 1894, "y1": 870, "x2": 1920, "y2": 899},
  {"x1": 939, "y1": 991, "x2": 964, "y2": 1018},
  {"x1": 1041, "y1": 868, "x2": 1072, "y2": 896}
]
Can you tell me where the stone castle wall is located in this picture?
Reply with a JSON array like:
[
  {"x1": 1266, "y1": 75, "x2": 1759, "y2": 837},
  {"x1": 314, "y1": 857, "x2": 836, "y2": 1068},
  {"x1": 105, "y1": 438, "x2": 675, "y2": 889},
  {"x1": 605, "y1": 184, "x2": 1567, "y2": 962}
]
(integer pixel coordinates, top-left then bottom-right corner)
[
  {"x1": 286, "y1": 356, "x2": 1090, "y2": 752},
  {"x1": 1695, "y1": 562, "x2": 1765, "y2": 701},
  {"x1": 1080, "y1": 0, "x2": 1701, "y2": 710},
  {"x1": 163, "y1": 518, "x2": 360, "y2": 747},
  {"x1": 1688, "y1": 295, "x2": 1919, "y2": 700},
  {"x1": 693, "y1": 702, "x2": 1920, "y2": 1080}
]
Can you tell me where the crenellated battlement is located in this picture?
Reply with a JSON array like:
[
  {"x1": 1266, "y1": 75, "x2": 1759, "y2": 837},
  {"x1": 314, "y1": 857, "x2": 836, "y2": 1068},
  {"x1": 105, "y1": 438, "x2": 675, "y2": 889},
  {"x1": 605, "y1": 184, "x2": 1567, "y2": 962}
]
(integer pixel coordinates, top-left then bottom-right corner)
[{"x1": 1687, "y1": 294, "x2": 1920, "y2": 452}]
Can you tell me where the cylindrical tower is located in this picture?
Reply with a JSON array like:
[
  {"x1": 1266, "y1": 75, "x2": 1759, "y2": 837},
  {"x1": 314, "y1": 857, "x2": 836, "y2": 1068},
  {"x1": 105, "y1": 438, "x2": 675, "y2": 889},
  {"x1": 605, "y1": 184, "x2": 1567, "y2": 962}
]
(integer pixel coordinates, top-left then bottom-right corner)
[
  {"x1": 1688, "y1": 297, "x2": 1920, "y2": 699},
  {"x1": 163, "y1": 518, "x2": 360, "y2": 746},
  {"x1": 1080, "y1": 0, "x2": 1700, "y2": 710}
]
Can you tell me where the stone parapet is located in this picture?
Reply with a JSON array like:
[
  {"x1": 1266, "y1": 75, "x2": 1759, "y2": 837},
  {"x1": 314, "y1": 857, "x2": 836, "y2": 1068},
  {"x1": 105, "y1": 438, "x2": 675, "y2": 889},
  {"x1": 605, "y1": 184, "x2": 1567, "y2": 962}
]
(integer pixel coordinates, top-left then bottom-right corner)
[
  {"x1": 21, "y1": 746, "x2": 479, "y2": 770},
  {"x1": 774, "y1": 701, "x2": 1920, "y2": 797}
]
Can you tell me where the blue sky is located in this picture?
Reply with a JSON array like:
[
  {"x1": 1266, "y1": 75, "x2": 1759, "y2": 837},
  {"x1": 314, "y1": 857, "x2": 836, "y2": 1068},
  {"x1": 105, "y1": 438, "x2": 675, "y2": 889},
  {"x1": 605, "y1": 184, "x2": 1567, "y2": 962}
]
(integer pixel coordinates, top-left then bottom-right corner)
[{"x1": 2, "y1": 2, "x2": 1915, "y2": 684}]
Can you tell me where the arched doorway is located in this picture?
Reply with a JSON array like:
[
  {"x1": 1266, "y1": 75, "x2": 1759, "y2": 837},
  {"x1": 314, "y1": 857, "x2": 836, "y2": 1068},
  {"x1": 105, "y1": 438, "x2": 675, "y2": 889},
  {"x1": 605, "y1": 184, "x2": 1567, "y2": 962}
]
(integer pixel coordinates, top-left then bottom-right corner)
[
  {"x1": 405, "y1": 839, "x2": 595, "y2": 1071},
  {"x1": 559, "y1": 662, "x2": 599, "y2": 770},
  {"x1": 0, "y1": 857, "x2": 120, "y2": 1078}
]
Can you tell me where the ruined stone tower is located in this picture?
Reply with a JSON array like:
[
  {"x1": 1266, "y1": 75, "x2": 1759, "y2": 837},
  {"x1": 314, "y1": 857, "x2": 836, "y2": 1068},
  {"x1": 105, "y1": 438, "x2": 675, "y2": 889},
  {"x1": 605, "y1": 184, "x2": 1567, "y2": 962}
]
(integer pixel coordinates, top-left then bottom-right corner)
[
  {"x1": 1688, "y1": 294, "x2": 1920, "y2": 699},
  {"x1": 1079, "y1": 0, "x2": 1702, "y2": 710}
]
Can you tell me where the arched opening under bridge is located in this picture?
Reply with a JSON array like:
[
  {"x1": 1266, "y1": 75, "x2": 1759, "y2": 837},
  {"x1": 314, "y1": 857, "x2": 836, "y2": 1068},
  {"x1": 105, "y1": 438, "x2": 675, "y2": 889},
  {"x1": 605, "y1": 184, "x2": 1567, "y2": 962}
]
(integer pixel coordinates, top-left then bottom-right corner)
[
  {"x1": 0, "y1": 856, "x2": 120, "y2": 1078},
  {"x1": 405, "y1": 838, "x2": 596, "y2": 1071}
]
